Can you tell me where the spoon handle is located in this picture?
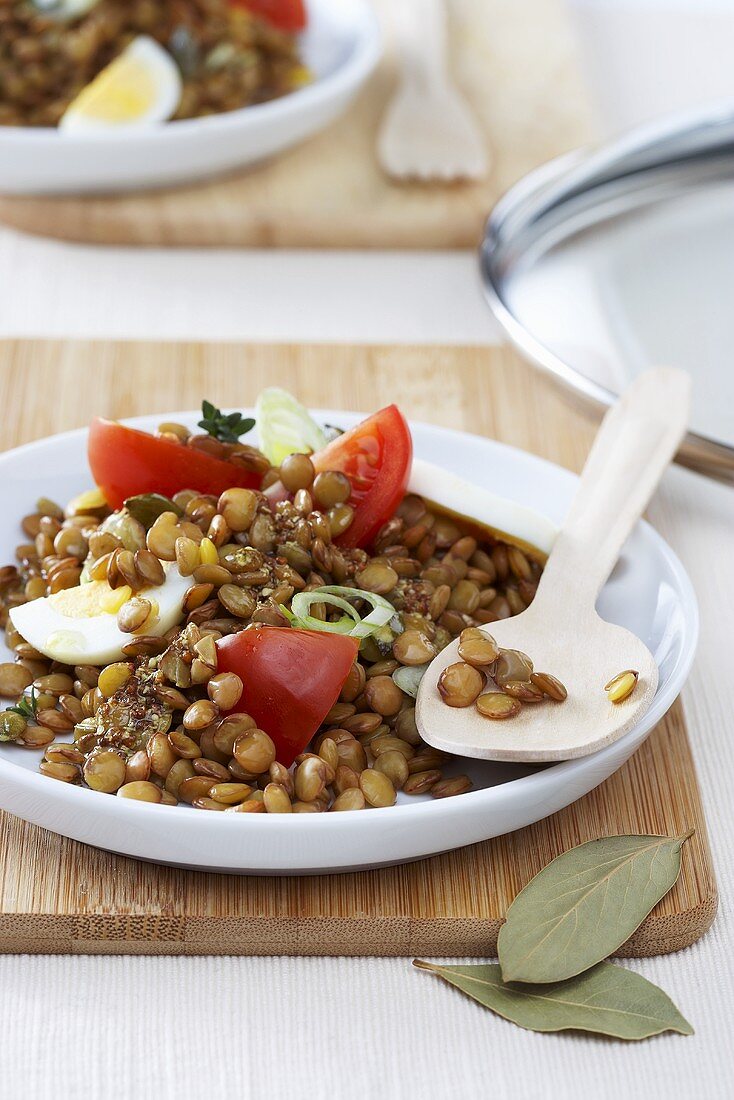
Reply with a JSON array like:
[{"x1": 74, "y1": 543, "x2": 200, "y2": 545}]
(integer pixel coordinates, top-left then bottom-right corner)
[{"x1": 536, "y1": 367, "x2": 691, "y2": 606}]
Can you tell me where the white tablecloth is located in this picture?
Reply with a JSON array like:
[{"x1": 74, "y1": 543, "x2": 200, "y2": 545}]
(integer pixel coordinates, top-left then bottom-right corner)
[{"x1": 0, "y1": 232, "x2": 731, "y2": 1100}]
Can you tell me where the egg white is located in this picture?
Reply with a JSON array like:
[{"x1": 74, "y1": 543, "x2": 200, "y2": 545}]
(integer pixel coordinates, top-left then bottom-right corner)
[
  {"x1": 408, "y1": 458, "x2": 557, "y2": 558},
  {"x1": 9, "y1": 564, "x2": 193, "y2": 666}
]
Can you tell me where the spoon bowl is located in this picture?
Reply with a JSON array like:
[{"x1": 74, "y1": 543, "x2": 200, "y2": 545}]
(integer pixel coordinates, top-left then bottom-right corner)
[
  {"x1": 416, "y1": 603, "x2": 658, "y2": 762},
  {"x1": 417, "y1": 367, "x2": 690, "y2": 763}
]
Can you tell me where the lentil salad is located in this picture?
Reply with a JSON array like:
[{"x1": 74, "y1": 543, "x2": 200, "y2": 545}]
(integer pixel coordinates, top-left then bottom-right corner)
[{"x1": 0, "y1": 393, "x2": 551, "y2": 815}]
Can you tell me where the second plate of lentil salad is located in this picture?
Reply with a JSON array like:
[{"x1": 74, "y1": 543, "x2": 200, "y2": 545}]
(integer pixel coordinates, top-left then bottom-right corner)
[
  {"x1": 0, "y1": 0, "x2": 381, "y2": 194},
  {"x1": 0, "y1": 397, "x2": 696, "y2": 872}
]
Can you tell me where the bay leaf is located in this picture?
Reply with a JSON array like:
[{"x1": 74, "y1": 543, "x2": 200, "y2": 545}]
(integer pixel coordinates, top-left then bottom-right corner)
[
  {"x1": 498, "y1": 831, "x2": 693, "y2": 984},
  {"x1": 124, "y1": 493, "x2": 183, "y2": 529},
  {"x1": 414, "y1": 960, "x2": 693, "y2": 1040}
]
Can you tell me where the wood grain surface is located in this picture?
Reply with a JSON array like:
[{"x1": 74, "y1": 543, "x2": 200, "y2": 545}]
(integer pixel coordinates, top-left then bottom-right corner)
[
  {"x1": 0, "y1": 0, "x2": 595, "y2": 248},
  {"x1": 0, "y1": 339, "x2": 717, "y2": 956}
]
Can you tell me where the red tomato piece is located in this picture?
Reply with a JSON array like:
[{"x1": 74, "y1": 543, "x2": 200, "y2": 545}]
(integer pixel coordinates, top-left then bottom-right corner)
[
  {"x1": 216, "y1": 626, "x2": 358, "y2": 767},
  {"x1": 231, "y1": 0, "x2": 307, "y2": 33},
  {"x1": 312, "y1": 405, "x2": 412, "y2": 549},
  {"x1": 88, "y1": 418, "x2": 261, "y2": 510}
]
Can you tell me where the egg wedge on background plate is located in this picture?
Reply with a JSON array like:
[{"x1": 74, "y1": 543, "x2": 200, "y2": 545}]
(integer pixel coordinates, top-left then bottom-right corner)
[{"x1": 60, "y1": 37, "x2": 183, "y2": 134}]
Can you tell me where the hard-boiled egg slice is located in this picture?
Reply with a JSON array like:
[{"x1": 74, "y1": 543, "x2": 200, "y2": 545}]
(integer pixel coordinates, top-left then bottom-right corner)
[
  {"x1": 9, "y1": 564, "x2": 193, "y2": 666},
  {"x1": 59, "y1": 36, "x2": 182, "y2": 134},
  {"x1": 408, "y1": 458, "x2": 557, "y2": 559}
]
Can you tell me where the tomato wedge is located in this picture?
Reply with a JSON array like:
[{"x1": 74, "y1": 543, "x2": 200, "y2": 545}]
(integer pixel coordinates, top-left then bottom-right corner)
[
  {"x1": 88, "y1": 418, "x2": 262, "y2": 511},
  {"x1": 312, "y1": 405, "x2": 412, "y2": 549},
  {"x1": 216, "y1": 626, "x2": 358, "y2": 767},
  {"x1": 232, "y1": 0, "x2": 307, "y2": 32}
]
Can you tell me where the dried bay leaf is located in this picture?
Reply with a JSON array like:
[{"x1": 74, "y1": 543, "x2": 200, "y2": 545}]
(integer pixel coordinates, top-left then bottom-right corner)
[
  {"x1": 124, "y1": 493, "x2": 183, "y2": 529},
  {"x1": 498, "y1": 832, "x2": 694, "y2": 984},
  {"x1": 414, "y1": 960, "x2": 693, "y2": 1040}
]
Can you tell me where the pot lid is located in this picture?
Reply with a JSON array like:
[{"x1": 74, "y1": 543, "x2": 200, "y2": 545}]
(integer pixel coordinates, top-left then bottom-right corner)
[{"x1": 480, "y1": 100, "x2": 734, "y2": 483}]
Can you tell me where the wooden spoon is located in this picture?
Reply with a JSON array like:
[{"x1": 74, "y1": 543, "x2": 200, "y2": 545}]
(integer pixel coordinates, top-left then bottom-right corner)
[{"x1": 416, "y1": 367, "x2": 691, "y2": 762}]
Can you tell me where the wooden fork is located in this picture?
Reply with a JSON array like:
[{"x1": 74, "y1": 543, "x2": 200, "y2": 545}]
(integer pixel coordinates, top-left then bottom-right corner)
[{"x1": 377, "y1": 0, "x2": 489, "y2": 183}]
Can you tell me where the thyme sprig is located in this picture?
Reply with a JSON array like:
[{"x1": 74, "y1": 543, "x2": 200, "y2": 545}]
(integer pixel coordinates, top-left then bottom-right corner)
[{"x1": 198, "y1": 401, "x2": 255, "y2": 445}]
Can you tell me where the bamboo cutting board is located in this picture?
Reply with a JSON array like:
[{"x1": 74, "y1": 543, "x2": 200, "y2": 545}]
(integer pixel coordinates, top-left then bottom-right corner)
[
  {"x1": 0, "y1": 339, "x2": 717, "y2": 956},
  {"x1": 0, "y1": 0, "x2": 595, "y2": 247}
]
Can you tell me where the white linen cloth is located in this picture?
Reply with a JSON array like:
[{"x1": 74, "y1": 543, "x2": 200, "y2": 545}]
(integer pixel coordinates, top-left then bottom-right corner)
[{"x1": 0, "y1": 233, "x2": 732, "y2": 1100}]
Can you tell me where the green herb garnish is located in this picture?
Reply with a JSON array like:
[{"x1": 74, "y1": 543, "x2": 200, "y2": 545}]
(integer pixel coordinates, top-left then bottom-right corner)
[
  {"x1": 125, "y1": 493, "x2": 183, "y2": 529},
  {"x1": 198, "y1": 401, "x2": 256, "y2": 445},
  {"x1": 8, "y1": 687, "x2": 38, "y2": 721}
]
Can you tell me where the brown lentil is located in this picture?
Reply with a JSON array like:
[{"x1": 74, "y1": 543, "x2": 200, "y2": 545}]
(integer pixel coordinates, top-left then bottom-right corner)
[
  {"x1": 260, "y1": 782, "x2": 290, "y2": 813},
  {"x1": 183, "y1": 699, "x2": 219, "y2": 731},
  {"x1": 531, "y1": 672, "x2": 568, "y2": 701},
  {"x1": 233, "y1": 729, "x2": 276, "y2": 774},
  {"x1": 83, "y1": 749, "x2": 127, "y2": 793},
  {"x1": 364, "y1": 676, "x2": 403, "y2": 718},
  {"x1": 312, "y1": 470, "x2": 351, "y2": 508},
  {"x1": 457, "y1": 627, "x2": 500, "y2": 668},
  {"x1": 404, "y1": 769, "x2": 442, "y2": 795},
  {"x1": 359, "y1": 769, "x2": 396, "y2": 808},
  {"x1": 165, "y1": 759, "x2": 196, "y2": 798},
  {"x1": 494, "y1": 649, "x2": 534, "y2": 687},
  {"x1": 192, "y1": 758, "x2": 229, "y2": 782},
  {"x1": 279, "y1": 453, "x2": 315, "y2": 492},
  {"x1": 355, "y1": 562, "x2": 398, "y2": 596},
  {"x1": 371, "y1": 736, "x2": 415, "y2": 761},
  {"x1": 408, "y1": 749, "x2": 448, "y2": 774},
  {"x1": 126, "y1": 750, "x2": 151, "y2": 784},
  {"x1": 45, "y1": 743, "x2": 85, "y2": 766},
  {"x1": 431, "y1": 775, "x2": 473, "y2": 798},
  {"x1": 373, "y1": 750, "x2": 409, "y2": 790},
  {"x1": 217, "y1": 488, "x2": 258, "y2": 532},
  {"x1": 476, "y1": 692, "x2": 522, "y2": 719},
  {"x1": 192, "y1": 796, "x2": 226, "y2": 811},
  {"x1": 178, "y1": 776, "x2": 217, "y2": 804},
  {"x1": 227, "y1": 800, "x2": 266, "y2": 813},
  {"x1": 117, "y1": 597, "x2": 152, "y2": 633},
  {"x1": 117, "y1": 781, "x2": 163, "y2": 803},
  {"x1": 331, "y1": 789, "x2": 366, "y2": 811},
  {"x1": 0, "y1": 663, "x2": 32, "y2": 697},
  {"x1": 39, "y1": 761, "x2": 80, "y2": 783},
  {"x1": 294, "y1": 757, "x2": 327, "y2": 802},
  {"x1": 392, "y1": 629, "x2": 436, "y2": 667},
  {"x1": 205, "y1": 670, "x2": 241, "y2": 709},
  {"x1": 168, "y1": 728, "x2": 203, "y2": 759},
  {"x1": 438, "y1": 662, "x2": 484, "y2": 708},
  {"x1": 147, "y1": 732, "x2": 178, "y2": 778}
]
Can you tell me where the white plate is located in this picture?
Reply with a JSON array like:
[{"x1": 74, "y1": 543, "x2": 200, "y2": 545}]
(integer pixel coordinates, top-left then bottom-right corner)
[
  {"x1": 0, "y1": 412, "x2": 698, "y2": 874},
  {"x1": 0, "y1": 0, "x2": 381, "y2": 195}
]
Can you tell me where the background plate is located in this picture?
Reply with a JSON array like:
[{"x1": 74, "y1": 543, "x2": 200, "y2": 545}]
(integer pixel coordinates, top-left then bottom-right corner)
[{"x1": 0, "y1": 0, "x2": 381, "y2": 194}]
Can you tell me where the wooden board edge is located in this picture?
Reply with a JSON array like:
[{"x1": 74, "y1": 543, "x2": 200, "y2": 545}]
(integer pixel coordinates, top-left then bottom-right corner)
[
  {"x1": 0, "y1": 197, "x2": 486, "y2": 250},
  {"x1": 0, "y1": 895, "x2": 719, "y2": 956}
]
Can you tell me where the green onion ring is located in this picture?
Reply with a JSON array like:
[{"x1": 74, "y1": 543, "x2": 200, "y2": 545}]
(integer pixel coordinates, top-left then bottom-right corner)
[{"x1": 289, "y1": 586, "x2": 396, "y2": 639}]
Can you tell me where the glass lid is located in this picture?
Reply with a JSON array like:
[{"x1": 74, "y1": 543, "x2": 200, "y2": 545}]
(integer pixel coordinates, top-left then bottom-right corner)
[{"x1": 480, "y1": 102, "x2": 734, "y2": 483}]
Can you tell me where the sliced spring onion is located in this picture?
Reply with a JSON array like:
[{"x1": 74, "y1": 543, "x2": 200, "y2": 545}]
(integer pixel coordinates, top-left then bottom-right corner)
[
  {"x1": 392, "y1": 663, "x2": 430, "y2": 699},
  {"x1": 255, "y1": 388, "x2": 328, "y2": 465},
  {"x1": 288, "y1": 586, "x2": 396, "y2": 639}
]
